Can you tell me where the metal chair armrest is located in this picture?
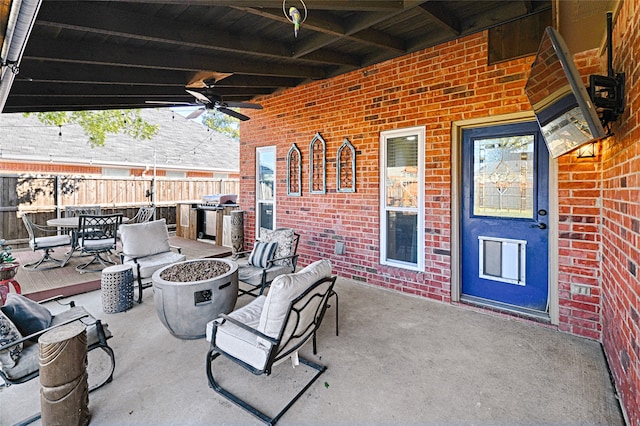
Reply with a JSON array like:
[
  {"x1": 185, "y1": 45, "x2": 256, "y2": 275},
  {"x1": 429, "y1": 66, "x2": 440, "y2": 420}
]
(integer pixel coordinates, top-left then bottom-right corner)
[
  {"x1": 35, "y1": 294, "x2": 65, "y2": 305},
  {"x1": 121, "y1": 246, "x2": 182, "y2": 262},
  {"x1": 30, "y1": 223, "x2": 64, "y2": 234},
  {"x1": 119, "y1": 252, "x2": 152, "y2": 262},
  {"x1": 212, "y1": 314, "x2": 278, "y2": 345},
  {"x1": 265, "y1": 253, "x2": 299, "y2": 268}
]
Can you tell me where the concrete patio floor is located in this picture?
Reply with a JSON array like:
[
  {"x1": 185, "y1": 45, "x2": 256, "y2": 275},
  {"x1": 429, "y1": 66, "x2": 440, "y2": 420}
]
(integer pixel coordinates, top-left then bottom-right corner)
[{"x1": 0, "y1": 277, "x2": 625, "y2": 425}]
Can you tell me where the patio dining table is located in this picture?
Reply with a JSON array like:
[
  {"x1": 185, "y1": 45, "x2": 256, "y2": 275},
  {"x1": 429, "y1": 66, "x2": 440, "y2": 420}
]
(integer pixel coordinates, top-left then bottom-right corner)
[
  {"x1": 47, "y1": 216, "x2": 129, "y2": 229},
  {"x1": 47, "y1": 216, "x2": 128, "y2": 268}
]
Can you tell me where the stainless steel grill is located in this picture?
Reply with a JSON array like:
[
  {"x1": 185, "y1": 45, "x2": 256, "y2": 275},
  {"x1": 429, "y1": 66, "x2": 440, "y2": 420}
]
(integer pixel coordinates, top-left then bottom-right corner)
[{"x1": 196, "y1": 195, "x2": 238, "y2": 239}]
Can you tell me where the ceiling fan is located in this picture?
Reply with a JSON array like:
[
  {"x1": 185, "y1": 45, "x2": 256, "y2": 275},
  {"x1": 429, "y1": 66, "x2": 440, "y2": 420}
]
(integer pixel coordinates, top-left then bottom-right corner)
[{"x1": 146, "y1": 89, "x2": 263, "y2": 121}]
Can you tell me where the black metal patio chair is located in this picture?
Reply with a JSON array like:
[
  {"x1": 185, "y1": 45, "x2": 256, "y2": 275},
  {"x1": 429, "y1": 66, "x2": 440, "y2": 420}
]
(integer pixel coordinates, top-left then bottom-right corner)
[
  {"x1": 206, "y1": 259, "x2": 336, "y2": 425},
  {"x1": 234, "y1": 228, "x2": 300, "y2": 297},
  {"x1": 75, "y1": 214, "x2": 123, "y2": 273},
  {"x1": 0, "y1": 294, "x2": 115, "y2": 425}
]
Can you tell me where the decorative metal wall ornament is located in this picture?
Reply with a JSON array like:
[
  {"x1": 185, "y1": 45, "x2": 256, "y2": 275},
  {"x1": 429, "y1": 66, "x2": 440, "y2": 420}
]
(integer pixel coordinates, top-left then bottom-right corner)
[
  {"x1": 287, "y1": 143, "x2": 302, "y2": 196},
  {"x1": 337, "y1": 138, "x2": 356, "y2": 193},
  {"x1": 309, "y1": 133, "x2": 326, "y2": 194},
  {"x1": 283, "y1": 0, "x2": 307, "y2": 38}
]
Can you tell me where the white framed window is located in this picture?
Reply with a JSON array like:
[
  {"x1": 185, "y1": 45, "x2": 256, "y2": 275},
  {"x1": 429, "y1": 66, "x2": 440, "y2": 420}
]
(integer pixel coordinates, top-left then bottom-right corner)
[
  {"x1": 102, "y1": 167, "x2": 130, "y2": 177},
  {"x1": 380, "y1": 126, "x2": 425, "y2": 271},
  {"x1": 165, "y1": 171, "x2": 186, "y2": 179},
  {"x1": 256, "y1": 146, "x2": 276, "y2": 238}
]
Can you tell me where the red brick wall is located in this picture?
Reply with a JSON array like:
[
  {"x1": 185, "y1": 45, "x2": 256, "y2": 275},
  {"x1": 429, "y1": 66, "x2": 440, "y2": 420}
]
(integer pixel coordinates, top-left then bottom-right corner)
[
  {"x1": 239, "y1": 19, "x2": 639, "y2": 424},
  {"x1": 599, "y1": 2, "x2": 640, "y2": 424},
  {"x1": 241, "y1": 32, "x2": 532, "y2": 302},
  {"x1": 555, "y1": 49, "x2": 604, "y2": 340},
  {"x1": 0, "y1": 161, "x2": 102, "y2": 175}
]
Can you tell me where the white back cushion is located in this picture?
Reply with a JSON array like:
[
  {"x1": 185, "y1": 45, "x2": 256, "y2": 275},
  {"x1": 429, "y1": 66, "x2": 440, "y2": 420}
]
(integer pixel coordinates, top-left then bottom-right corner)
[
  {"x1": 120, "y1": 218, "x2": 170, "y2": 258},
  {"x1": 257, "y1": 259, "x2": 332, "y2": 341}
]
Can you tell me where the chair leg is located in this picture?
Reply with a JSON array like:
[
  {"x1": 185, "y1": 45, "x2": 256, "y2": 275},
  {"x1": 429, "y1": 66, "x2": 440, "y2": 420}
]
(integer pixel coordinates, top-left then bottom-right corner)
[
  {"x1": 330, "y1": 290, "x2": 339, "y2": 336},
  {"x1": 87, "y1": 320, "x2": 116, "y2": 391},
  {"x1": 137, "y1": 276, "x2": 144, "y2": 303},
  {"x1": 75, "y1": 252, "x2": 116, "y2": 273},
  {"x1": 87, "y1": 345, "x2": 116, "y2": 392},
  {"x1": 22, "y1": 248, "x2": 68, "y2": 271},
  {"x1": 238, "y1": 280, "x2": 262, "y2": 298},
  {"x1": 237, "y1": 286, "x2": 261, "y2": 298},
  {"x1": 206, "y1": 348, "x2": 327, "y2": 425}
]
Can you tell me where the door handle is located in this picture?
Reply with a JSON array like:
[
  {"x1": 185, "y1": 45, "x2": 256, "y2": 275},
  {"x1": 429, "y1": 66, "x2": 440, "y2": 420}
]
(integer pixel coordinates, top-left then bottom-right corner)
[{"x1": 530, "y1": 222, "x2": 547, "y2": 230}]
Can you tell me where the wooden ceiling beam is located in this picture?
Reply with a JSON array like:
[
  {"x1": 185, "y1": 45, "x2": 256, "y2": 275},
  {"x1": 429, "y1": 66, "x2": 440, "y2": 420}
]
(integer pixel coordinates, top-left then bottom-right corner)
[
  {"x1": 196, "y1": 74, "x2": 303, "y2": 89},
  {"x1": 23, "y1": 33, "x2": 326, "y2": 80},
  {"x1": 35, "y1": 2, "x2": 360, "y2": 68},
  {"x1": 8, "y1": 82, "x2": 274, "y2": 98},
  {"x1": 3, "y1": 95, "x2": 253, "y2": 112},
  {"x1": 237, "y1": 7, "x2": 409, "y2": 57},
  {"x1": 455, "y1": 1, "x2": 546, "y2": 34},
  {"x1": 77, "y1": 1, "x2": 407, "y2": 11},
  {"x1": 418, "y1": 2, "x2": 461, "y2": 36},
  {"x1": 16, "y1": 61, "x2": 191, "y2": 86}
]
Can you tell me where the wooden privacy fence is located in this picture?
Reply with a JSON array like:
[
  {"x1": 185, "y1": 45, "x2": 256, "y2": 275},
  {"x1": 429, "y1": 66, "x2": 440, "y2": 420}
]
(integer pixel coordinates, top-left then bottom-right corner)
[{"x1": 0, "y1": 175, "x2": 239, "y2": 245}]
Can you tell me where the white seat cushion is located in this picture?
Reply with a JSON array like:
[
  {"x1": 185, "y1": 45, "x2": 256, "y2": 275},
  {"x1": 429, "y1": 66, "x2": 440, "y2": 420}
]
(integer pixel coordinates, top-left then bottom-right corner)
[
  {"x1": 237, "y1": 258, "x2": 292, "y2": 286},
  {"x1": 79, "y1": 238, "x2": 115, "y2": 251},
  {"x1": 125, "y1": 251, "x2": 186, "y2": 279},
  {"x1": 207, "y1": 296, "x2": 269, "y2": 371},
  {"x1": 32, "y1": 234, "x2": 71, "y2": 250}
]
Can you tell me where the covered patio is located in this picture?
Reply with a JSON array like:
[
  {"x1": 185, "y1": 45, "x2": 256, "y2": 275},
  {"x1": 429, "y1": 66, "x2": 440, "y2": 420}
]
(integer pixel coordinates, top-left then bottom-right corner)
[
  {"x1": 0, "y1": 270, "x2": 624, "y2": 425},
  {"x1": 1, "y1": 1, "x2": 639, "y2": 424}
]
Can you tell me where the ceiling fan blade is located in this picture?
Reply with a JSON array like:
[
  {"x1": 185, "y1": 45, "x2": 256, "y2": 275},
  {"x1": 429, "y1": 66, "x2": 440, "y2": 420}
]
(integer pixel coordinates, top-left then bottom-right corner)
[
  {"x1": 186, "y1": 108, "x2": 206, "y2": 120},
  {"x1": 218, "y1": 107, "x2": 250, "y2": 121},
  {"x1": 145, "y1": 101, "x2": 195, "y2": 106},
  {"x1": 224, "y1": 101, "x2": 263, "y2": 110},
  {"x1": 186, "y1": 89, "x2": 212, "y2": 104}
]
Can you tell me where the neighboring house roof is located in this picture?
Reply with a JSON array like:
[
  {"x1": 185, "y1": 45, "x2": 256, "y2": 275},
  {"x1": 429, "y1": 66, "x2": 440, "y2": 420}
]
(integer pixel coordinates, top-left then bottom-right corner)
[{"x1": 0, "y1": 108, "x2": 239, "y2": 173}]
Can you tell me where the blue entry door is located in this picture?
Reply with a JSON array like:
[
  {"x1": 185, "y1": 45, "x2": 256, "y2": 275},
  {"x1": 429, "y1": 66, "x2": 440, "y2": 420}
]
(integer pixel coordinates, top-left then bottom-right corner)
[{"x1": 461, "y1": 122, "x2": 549, "y2": 313}]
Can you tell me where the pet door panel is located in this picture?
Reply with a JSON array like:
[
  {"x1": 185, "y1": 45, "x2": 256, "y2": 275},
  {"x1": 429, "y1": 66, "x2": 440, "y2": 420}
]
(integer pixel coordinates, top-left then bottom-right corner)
[{"x1": 478, "y1": 236, "x2": 526, "y2": 285}]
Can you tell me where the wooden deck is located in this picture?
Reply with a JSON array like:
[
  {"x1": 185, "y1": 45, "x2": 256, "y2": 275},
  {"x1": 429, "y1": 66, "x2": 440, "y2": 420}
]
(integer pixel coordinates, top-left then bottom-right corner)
[{"x1": 10, "y1": 236, "x2": 231, "y2": 300}]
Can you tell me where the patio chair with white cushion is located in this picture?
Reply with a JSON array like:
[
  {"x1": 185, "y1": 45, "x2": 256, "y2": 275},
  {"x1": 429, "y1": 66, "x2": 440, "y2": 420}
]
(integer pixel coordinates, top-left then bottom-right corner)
[
  {"x1": 235, "y1": 228, "x2": 300, "y2": 297},
  {"x1": 21, "y1": 213, "x2": 72, "y2": 270},
  {"x1": 119, "y1": 218, "x2": 186, "y2": 303},
  {"x1": 206, "y1": 259, "x2": 336, "y2": 425}
]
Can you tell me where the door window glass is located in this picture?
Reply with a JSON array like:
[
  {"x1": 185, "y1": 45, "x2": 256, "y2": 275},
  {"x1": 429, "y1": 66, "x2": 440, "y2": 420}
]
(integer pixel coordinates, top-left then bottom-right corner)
[{"x1": 473, "y1": 135, "x2": 534, "y2": 219}]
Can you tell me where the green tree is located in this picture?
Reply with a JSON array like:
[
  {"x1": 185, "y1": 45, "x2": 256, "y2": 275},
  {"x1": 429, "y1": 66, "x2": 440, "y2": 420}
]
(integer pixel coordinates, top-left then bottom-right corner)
[
  {"x1": 24, "y1": 110, "x2": 159, "y2": 147},
  {"x1": 202, "y1": 111, "x2": 240, "y2": 140}
]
